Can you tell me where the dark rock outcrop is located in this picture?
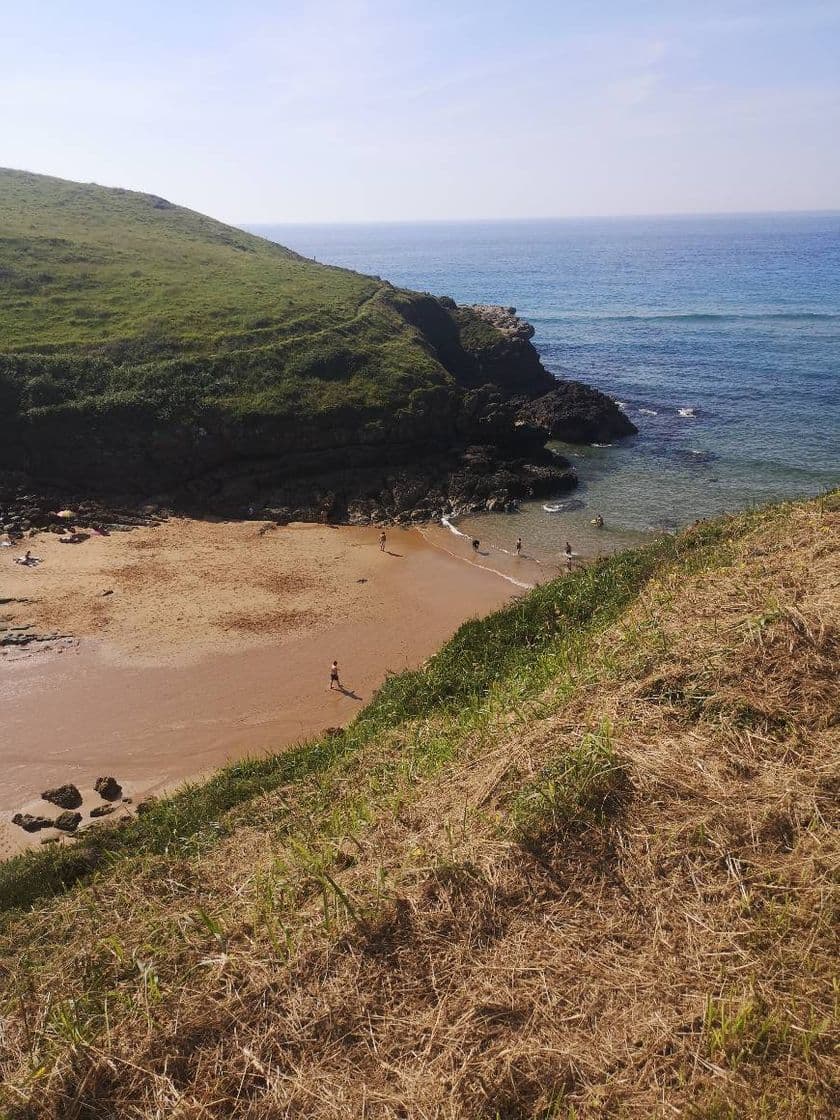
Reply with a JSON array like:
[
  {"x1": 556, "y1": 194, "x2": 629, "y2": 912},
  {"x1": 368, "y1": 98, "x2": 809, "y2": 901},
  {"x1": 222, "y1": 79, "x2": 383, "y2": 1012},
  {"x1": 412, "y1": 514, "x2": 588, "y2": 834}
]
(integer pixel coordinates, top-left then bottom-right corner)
[
  {"x1": 90, "y1": 804, "x2": 116, "y2": 818},
  {"x1": 41, "y1": 783, "x2": 82, "y2": 810},
  {"x1": 519, "y1": 382, "x2": 637, "y2": 444},
  {"x1": 390, "y1": 298, "x2": 553, "y2": 400},
  {"x1": 0, "y1": 476, "x2": 166, "y2": 536},
  {"x1": 54, "y1": 810, "x2": 82, "y2": 832},
  {"x1": 12, "y1": 812, "x2": 54, "y2": 832},
  {"x1": 94, "y1": 776, "x2": 122, "y2": 801}
]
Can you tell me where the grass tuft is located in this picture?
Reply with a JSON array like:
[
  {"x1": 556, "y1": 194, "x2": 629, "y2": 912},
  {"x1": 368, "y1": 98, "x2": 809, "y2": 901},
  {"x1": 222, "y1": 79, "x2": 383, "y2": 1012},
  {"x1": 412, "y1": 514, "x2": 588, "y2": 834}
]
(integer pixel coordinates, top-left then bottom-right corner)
[{"x1": 509, "y1": 721, "x2": 627, "y2": 843}]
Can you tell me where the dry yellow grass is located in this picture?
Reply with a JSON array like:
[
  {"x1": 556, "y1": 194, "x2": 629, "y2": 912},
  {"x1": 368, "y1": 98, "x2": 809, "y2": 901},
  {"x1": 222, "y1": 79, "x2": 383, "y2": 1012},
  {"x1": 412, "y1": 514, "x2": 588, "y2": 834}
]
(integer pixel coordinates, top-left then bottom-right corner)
[{"x1": 0, "y1": 497, "x2": 837, "y2": 1118}]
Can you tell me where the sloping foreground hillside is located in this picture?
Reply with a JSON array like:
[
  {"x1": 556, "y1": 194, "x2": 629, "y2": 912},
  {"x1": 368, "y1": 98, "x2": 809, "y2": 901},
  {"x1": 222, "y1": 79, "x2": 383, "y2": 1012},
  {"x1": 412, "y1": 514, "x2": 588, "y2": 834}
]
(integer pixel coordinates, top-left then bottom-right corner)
[
  {"x1": 1, "y1": 169, "x2": 595, "y2": 516},
  {"x1": 1, "y1": 494, "x2": 837, "y2": 1118}
]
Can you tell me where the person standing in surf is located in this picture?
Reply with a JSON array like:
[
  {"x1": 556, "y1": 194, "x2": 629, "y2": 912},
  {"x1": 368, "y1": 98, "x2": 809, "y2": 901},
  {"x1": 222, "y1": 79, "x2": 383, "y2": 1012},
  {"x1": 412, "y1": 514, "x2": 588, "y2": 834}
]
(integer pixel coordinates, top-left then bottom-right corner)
[{"x1": 515, "y1": 537, "x2": 522, "y2": 556}]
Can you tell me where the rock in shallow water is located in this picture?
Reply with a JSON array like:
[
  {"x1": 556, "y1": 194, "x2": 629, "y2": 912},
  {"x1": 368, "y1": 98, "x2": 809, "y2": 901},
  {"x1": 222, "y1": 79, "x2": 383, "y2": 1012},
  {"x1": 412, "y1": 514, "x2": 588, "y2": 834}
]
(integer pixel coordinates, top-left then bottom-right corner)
[{"x1": 519, "y1": 382, "x2": 637, "y2": 444}]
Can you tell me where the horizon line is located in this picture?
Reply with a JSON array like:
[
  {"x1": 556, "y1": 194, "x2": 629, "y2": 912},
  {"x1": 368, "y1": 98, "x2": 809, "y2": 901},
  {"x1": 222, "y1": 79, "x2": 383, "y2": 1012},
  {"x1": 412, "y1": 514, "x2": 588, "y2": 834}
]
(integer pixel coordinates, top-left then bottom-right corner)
[{"x1": 242, "y1": 207, "x2": 840, "y2": 229}]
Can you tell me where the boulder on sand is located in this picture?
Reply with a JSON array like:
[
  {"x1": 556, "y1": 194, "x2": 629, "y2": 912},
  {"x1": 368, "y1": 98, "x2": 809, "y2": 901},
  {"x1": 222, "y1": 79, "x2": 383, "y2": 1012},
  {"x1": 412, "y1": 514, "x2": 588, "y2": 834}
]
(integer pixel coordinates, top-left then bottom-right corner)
[
  {"x1": 54, "y1": 810, "x2": 82, "y2": 832},
  {"x1": 90, "y1": 804, "x2": 116, "y2": 818},
  {"x1": 94, "y1": 776, "x2": 122, "y2": 801},
  {"x1": 41, "y1": 783, "x2": 82, "y2": 810},
  {"x1": 11, "y1": 812, "x2": 54, "y2": 833}
]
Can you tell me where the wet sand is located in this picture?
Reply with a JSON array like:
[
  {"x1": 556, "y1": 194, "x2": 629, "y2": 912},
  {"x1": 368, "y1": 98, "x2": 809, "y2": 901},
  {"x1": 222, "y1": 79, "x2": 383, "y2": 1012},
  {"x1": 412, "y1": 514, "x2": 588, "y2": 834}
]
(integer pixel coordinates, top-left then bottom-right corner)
[{"x1": 1, "y1": 519, "x2": 520, "y2": 857}]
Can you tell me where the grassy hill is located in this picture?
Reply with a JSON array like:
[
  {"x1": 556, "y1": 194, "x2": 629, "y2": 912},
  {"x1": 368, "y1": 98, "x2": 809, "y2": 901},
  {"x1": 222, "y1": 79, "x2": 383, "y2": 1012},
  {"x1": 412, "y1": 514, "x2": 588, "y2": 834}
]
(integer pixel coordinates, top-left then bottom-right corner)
[
  {"x1": 1, "y1": 492, "x2": 837, "y2": 1118},
  {"x1": 0, "y1": 170, "x2": 372, "y2": 350},
  {"x1": 0, "y1": 169, "x2": 556, "y2": 508}
]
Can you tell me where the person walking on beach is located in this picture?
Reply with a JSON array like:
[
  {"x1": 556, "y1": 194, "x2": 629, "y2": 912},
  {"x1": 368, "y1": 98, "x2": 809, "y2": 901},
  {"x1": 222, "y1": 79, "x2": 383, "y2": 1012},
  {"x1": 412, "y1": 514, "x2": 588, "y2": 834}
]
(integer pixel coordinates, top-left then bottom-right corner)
[
  {"x1": 379, "y1": 531, "x2": 387, "y2": 552},
  {"x1": 564, "y1": 541, "x2": 572, "y2": 557},
  {"x1": 515, "y1": 537, "x2": 522, "y2": 556},
  {"x1": 329, "y1": 660, "x2": 341, "y2": 690}
]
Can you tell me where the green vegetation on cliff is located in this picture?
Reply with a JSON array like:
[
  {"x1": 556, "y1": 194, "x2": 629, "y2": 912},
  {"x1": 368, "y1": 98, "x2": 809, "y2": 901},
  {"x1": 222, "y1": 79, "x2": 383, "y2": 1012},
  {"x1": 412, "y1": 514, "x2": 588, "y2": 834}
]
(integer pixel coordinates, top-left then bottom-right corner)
[
  {"x1": 0, "y1": 169, "x2": 553, "y2": 496},
  {"x1": 1, "y1": 493, "x2": 837, "y2": 1118}
]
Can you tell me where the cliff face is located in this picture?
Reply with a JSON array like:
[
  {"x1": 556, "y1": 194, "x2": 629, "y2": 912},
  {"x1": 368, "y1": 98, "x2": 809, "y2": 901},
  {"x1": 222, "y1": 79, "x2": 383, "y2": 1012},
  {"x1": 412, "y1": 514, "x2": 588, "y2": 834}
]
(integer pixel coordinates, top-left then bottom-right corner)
[
  {"x1": 1, "y1": 304, "x2": 577, "y2": 522},
  {"x1": 390, "y1": 295, "x2": 555, "y2": 398}
]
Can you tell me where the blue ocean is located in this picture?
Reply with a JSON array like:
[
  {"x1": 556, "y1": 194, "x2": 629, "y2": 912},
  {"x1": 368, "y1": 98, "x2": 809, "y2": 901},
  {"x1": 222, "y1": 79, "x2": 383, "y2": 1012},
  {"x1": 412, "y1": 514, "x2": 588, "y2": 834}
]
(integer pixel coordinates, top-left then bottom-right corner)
[{"x1": 251, "y1": 214, "x2": 840, "y2": 558}]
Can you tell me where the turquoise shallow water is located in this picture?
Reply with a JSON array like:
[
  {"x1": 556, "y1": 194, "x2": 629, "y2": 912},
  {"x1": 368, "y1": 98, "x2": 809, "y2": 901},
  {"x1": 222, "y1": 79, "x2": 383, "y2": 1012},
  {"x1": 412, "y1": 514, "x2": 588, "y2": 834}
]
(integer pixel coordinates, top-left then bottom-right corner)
[{"x1": 251, "y1": 214, "x2": 839, "y2": 562}]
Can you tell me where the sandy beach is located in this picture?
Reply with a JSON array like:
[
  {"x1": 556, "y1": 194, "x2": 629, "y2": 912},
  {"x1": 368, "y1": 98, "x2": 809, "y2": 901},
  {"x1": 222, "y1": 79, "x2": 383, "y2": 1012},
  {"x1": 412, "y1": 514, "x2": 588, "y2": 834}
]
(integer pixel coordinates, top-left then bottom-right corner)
[{"x1": 1, "y1": 517, "x2": 542, "y2": 857}]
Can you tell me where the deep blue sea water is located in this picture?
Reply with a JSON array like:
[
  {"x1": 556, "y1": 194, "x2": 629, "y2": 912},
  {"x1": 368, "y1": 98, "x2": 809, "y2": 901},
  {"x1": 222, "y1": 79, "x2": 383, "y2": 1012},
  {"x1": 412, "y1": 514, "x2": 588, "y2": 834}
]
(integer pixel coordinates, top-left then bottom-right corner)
[{"x1": 251, "y1": 215, "x2": 839, "y2": 559}]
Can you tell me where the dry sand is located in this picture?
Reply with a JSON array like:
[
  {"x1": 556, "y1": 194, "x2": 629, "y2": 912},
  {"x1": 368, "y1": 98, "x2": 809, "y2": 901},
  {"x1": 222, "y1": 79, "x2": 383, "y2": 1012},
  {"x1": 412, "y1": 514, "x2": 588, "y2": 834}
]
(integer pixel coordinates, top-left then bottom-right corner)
[{"x1": 1, "y1": 518, "x2": 526, "y2": 856}]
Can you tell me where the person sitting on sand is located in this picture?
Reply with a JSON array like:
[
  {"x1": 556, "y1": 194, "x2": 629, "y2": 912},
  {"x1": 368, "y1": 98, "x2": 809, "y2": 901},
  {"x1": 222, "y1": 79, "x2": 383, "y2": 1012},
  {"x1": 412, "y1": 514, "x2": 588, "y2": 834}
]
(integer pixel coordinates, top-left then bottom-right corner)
[
  {"x1": 592, "y1": 514, "x2": 604, "y2": 529},
  {"x1": 379, "y1": 531, "x2": 387, "y2": 552},
  {"x1": 14, "y1": 550, "x2": 40, "y2": 566},
  {"x1": 329, "y1": 660, "x2": 341, "y2": 690},
  {"x1": 515, "y1": 537, "x2": 522, "y2": 556}
]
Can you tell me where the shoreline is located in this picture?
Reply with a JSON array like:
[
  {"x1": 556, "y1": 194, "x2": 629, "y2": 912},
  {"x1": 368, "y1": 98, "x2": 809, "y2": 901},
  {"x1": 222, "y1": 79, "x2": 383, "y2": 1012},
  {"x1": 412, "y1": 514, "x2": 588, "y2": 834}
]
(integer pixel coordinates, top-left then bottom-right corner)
[{"x1": 1, "y1": 518, "x2": 523, "y2": 858}]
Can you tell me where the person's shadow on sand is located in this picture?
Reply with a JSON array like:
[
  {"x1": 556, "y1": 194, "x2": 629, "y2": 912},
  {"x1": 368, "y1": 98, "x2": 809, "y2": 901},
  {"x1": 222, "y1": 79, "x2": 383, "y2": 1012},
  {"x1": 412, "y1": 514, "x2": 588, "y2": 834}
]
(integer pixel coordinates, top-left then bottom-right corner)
[
  {"x1": 384, "y1": 550, "x2": 402, "y2": 557},
  {"x1": 338, "y1": 685, "x2": 363, "y2": 701}
]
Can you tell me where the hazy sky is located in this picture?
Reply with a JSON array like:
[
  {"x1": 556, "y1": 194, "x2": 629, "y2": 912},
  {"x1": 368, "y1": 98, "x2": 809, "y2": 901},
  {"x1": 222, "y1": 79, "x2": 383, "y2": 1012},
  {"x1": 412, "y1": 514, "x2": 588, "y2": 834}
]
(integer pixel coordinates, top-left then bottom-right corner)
[{"x1": 3, "y1": 1, "x2": 839, "y2": 223}]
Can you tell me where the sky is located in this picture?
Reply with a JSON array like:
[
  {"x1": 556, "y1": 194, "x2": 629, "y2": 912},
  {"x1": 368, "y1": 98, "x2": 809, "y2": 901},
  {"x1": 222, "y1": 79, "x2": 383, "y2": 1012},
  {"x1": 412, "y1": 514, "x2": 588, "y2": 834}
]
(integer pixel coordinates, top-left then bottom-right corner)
[{"x1": 2, "y1": 1, "x2": 839, "y2": 223}]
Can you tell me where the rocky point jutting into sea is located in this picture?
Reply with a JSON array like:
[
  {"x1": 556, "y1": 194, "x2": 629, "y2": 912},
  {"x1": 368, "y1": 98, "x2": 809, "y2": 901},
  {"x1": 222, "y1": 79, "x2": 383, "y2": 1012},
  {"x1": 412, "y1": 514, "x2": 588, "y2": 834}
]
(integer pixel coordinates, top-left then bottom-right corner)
[{"x1": 0, "y1": 170, "x2": 636, "y2": 526}]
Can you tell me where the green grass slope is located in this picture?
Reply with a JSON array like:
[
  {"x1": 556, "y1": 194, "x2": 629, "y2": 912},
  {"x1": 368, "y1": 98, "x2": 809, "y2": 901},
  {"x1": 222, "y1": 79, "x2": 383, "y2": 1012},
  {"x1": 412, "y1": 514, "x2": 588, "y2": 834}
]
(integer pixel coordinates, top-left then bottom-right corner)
[
  {"x1": 1, "y1": 493, "x2": 837, "y2": 1118},
  {"x1": 0, "y1": 169, "x2": 552, "y2": 495},
  {"x1": 0, "y1": 169, "x2": 374, "y2": 350}
]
